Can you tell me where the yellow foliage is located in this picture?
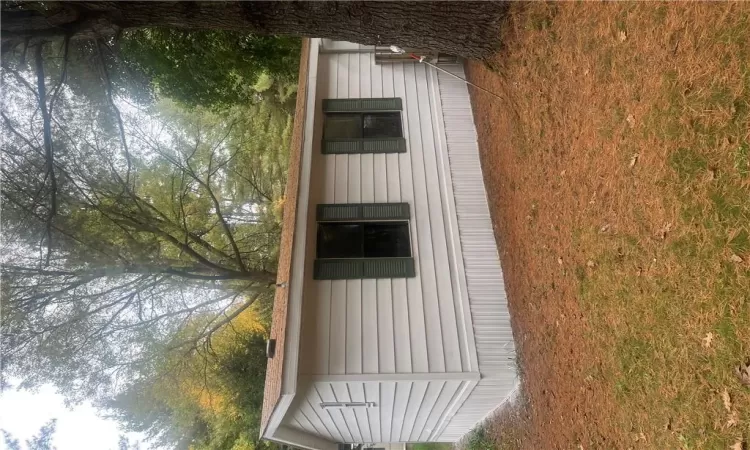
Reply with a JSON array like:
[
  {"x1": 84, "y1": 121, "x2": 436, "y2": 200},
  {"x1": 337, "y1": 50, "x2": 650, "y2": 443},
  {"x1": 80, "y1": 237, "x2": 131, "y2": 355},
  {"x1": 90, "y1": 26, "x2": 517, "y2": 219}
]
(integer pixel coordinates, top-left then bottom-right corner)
[{"x1": 171, "y1": 301, "x2": 267, "y2": 419}]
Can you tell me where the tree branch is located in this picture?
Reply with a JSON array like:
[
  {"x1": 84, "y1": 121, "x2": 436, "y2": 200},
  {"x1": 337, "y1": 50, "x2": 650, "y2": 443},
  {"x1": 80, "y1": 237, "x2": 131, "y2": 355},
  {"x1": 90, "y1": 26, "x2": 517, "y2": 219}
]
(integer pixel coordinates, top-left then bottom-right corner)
[
  {"x1": 95, "y1": 38, "x2": 133, "y2": 187},
  {"x1": 33, "y1": 42, "x2": 57, "y2": 266}
]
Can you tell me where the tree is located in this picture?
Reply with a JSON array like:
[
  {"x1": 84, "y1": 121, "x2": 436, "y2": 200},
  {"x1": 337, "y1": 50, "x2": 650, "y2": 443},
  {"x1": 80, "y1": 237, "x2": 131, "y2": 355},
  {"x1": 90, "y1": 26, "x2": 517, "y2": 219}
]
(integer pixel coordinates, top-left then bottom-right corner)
[
  {"x1": 107, "y1": 306, "x2": 272, "y2": 450},
  {"x1": 1, "y1": 419, "x2": 58, "y2": 450},
  {"x1": 1, "y1": 1, "x2": 508, "y2": 60},
  {"x1": 1, "y1": 48, "x2": 287, "y2": 401},
  {"x1": 120, "y1": 29, "x2": 300, "y2": 108}
]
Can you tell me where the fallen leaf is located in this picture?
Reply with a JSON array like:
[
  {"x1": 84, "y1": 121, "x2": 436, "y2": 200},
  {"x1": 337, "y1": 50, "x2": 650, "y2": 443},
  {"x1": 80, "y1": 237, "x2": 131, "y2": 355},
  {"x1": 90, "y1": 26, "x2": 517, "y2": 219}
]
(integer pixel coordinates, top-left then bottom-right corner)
[
  {"x1": 629, "y1": 153, "x2": 639, "y2": 169},
  {"x1": 626, "y1": 114, "x2": 636, "y2": 127},
  {"x1": 722, "y1": 389, "x2": 731, "y2": 412},
  {"x1": 736, "y1": 361, "x2": 750, "y2": 387},
  {"x1": 726, "y1": 410, "x2": 739, "y2": 428},
  {"x1": 658, "y1": 222, "x2": 673, "y2": 240},
  {"x1": 702, "y1": 332, "x2": 714, "y2": 348},
  {"x1": 729, "y1": 253, "x2": 744, "y2": 263}
]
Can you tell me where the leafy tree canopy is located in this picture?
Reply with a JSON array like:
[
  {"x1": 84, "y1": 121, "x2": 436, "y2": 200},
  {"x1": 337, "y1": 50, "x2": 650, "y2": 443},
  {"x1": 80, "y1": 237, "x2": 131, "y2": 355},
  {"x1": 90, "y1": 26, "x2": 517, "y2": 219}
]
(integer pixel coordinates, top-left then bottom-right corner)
[
  {"x1": 107, "y1": 306, "x2": 273, "y2": 450},
  {"x1": 120, "y1": 29, "x2": 300, "y2": 109}
]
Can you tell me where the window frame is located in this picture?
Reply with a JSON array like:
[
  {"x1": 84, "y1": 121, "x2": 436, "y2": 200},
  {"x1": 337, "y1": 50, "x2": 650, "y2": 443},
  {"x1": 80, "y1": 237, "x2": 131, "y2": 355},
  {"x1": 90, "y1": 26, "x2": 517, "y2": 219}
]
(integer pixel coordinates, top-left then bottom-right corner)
[
  {"x1": 321, "y1": 98, "x2": 406, "y2": 154},
  {"x1": 313, "y1": 203, "x2": 416, "y2": 280}
]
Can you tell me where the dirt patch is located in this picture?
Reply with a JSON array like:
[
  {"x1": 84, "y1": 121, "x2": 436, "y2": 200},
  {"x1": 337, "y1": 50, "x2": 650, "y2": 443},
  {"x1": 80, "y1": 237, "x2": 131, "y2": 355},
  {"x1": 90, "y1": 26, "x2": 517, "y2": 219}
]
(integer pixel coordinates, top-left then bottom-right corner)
[{"x1": 465, "y1": 2, "x2": 750, "y2": 449}]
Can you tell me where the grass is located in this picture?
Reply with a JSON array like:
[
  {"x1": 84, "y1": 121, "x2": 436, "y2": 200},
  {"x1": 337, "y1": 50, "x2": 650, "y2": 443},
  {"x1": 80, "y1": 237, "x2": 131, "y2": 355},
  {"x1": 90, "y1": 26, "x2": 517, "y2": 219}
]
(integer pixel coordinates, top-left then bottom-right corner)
[{"x1": 466, "y1": 2, "x2": 750, "y2": 448}]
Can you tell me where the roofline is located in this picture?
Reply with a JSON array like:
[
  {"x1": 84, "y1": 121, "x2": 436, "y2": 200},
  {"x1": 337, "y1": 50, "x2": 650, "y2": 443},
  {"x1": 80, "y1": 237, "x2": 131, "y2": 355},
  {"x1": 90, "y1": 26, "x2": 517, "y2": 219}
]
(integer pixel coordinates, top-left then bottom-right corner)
[{"x1": 259, "y1": 37, "x2": 321, "y2": 446}]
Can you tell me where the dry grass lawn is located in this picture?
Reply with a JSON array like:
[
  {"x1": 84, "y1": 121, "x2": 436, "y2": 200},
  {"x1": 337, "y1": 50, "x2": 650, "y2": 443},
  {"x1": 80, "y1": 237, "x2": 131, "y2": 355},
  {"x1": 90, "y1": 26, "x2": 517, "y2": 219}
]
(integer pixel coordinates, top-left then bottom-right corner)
[{"x1": 465, "y1": 3, "x2": 750, "y2": 449}]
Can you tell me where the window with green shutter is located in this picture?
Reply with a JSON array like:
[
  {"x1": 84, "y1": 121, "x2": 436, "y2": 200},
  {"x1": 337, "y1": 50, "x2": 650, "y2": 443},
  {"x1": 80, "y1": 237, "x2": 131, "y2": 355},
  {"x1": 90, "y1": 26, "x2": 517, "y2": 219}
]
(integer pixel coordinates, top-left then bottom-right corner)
[
  {"x1": 322, "y1": 98, "x2": 406, "y2": 154},
  {"x1": 313, "y1": 203, "x2": 416, "y2": 280}
]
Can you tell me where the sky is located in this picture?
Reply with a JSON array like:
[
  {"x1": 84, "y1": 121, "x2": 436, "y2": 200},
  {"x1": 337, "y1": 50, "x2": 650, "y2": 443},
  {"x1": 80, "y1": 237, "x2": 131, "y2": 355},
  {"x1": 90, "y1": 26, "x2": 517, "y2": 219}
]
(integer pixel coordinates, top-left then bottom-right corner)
[{"x1": 0, "y1": 384, "x2": 147, "y2": 450}]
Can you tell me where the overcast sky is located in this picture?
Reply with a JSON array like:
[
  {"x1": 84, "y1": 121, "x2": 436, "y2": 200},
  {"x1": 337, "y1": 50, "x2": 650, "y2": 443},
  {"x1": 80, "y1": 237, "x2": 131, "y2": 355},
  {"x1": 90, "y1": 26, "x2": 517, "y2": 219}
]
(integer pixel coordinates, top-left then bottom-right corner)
[{"x1": 0, "y1": 384, "x2": 147, "y2": 450}]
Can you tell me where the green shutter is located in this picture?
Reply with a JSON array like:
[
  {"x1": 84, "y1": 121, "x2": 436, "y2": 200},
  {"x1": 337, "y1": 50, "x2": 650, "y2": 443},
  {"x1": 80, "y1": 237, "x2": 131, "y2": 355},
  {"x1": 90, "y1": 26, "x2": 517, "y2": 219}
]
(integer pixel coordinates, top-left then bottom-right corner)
[
  {"x1": 314, "y1": 258, "x2": 415, "y2": 280},
  {"x1": 362, "y1": 258, "x2": 416, "y2": 278},
  {"x1": 322, "y1": 138, "x2": 406, "y2": 154},
  {"x1": 313, "y1": 259, "x2": 363, "y2": 280},
  {"x1": 323, "y1": 98, "x2": 402, "y2": 112},
  {"x1": 317, "y1": 203, "x2": 410, "y2": 221}
]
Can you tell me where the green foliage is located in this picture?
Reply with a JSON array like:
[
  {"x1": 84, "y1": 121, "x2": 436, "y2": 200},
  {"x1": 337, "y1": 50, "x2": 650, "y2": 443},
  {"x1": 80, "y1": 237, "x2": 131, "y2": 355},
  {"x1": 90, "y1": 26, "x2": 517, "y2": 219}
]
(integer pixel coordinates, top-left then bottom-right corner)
[
  {"x1": 466, "y1": 427, "x2": 495, "y2": 450},
  {"x1": 108, "y1": 307, "x2": 273, "y2": 450},
  {"x1": 121, "y1": 29, "x2": 300, "y2": 108}
]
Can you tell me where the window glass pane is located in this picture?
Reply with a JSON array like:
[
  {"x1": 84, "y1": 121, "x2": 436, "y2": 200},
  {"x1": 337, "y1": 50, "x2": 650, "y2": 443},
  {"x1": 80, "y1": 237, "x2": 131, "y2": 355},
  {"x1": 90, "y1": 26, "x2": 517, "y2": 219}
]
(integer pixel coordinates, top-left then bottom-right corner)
[
  {"x1": 363, "y1": 222, "x2": 411, "y2": 258},
  {"x1": 317, "y1": 223, "x2": 363, "y2": 258},
  {"x1": 324, "y1": 114, "x2": 362, "y2": 139},
  {"x1": 363, "y1": 112, "x2": 402, "y2": 138}
]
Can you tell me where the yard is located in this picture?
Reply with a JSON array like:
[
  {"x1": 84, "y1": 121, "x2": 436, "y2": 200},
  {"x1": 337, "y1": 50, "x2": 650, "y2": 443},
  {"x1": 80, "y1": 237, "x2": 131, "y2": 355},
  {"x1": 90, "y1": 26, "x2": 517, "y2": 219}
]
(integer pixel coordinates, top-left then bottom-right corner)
[{"x1": 465, "y1": 3, "x2": 750, "y2": 449}]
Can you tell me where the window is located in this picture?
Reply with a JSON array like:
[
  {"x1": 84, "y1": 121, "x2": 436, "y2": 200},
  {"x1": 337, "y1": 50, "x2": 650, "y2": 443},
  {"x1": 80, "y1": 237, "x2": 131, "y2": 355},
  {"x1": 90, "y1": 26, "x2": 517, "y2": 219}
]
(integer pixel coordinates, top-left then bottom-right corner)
[
  {"x1": 322, "y1": 98, "x2": 406, "y2": 154},
  {"x1": 317, "y1": 221, "x2": 411, "y2": 259},
  {"x1": 313, "y1": 203, "x2": 416, "y2": 280},
  {"x1": 324, "y1": 112, "x2": 402, "y2": 140}
]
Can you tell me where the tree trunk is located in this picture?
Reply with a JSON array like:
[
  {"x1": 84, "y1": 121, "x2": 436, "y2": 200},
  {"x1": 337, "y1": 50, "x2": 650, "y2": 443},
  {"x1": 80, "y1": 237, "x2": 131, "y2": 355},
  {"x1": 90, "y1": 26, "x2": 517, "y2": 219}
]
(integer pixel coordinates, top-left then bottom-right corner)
[{"x1": 1, "y1": 1, "x2": 507, "y2": 59}]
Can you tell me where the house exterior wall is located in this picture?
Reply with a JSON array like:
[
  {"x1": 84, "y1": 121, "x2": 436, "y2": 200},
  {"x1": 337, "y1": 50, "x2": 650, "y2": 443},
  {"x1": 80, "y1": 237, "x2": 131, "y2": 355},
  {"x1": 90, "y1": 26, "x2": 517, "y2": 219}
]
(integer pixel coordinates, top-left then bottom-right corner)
[
  {"x1": 285, "y1": 380, "x2": 471, "y2": 444},
  {"x1": 297, "y1": 46, "x2": 476, "y2": 378},
  {"x1": 272, "y1": 40, "x2": 516, "y2": 447}
]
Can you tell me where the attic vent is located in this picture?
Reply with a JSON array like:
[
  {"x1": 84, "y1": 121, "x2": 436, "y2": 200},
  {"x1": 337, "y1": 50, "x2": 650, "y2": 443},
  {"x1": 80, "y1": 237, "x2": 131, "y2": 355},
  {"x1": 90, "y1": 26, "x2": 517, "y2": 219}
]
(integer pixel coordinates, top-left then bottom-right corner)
[{"x1": 320, "y1": 402, "x2": 377, "y2": 409}]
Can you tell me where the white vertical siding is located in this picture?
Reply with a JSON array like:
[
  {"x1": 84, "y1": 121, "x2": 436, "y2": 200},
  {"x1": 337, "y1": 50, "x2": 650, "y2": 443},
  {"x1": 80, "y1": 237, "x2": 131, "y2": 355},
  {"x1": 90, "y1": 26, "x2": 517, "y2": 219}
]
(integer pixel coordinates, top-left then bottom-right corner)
[
  {"x1": 291, "y1": 381, "x2": 467, "y2": 444},
  {"x1": 430, "y1": 63, "x2": 518, "y2": 442},
  {"x1": 298, "y1": 52, "x2": 474, "y2": 378},
  {"x1": 290, "y1": 43, "x2": 516, "y2": 446}
]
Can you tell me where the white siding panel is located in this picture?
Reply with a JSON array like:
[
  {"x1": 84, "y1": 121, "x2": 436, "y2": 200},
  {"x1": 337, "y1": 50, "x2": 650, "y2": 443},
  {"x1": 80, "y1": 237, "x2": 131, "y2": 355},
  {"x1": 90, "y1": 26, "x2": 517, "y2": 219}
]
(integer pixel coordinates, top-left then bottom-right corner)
[
  {"x1": 316, "y1": 383, "x2": 353, "y2": 442},
  {"x1": 329, "y1": 280, "x2": 347, "y2": 374},
  {"x1": 380, "y1": 382, "x2": 396, "y2": 442},
  {"x1": 418, "y1": 380, "x2": 462, "y2": 441},
  {"x1": 349, "y1": 383, "x2": 372, "y2": 443},
  {"x1": 387, "y1": 64, "x2": 411, "y2": 375},
  {"x1": 409, "y1": 381, "x2": 445, "y2": 442},
  {"x1": 346, "y1": 279, "x2": 363, "y2": 374},
  {"x1": 414, "y1": 63, "x2": 463, "y2": 373},
  {"x1": 364, "y1": 382, "x2": 382, "y2": 443},
  {"x1": 376, "y1": 279, "x2": 395, "y2": 374},
  {"x1": 432, "y1": 63, "x2": 518, "y2": 441},
  {"x1": 331, "y1": 383, "x2": 362, "y2": 443},
  {"x1": 400, "y1": 381, "x2": 428, "y2": 441},
  {"x1": 402, "y1": 62, "x2": 445, "y2": 374},
  {"x1": 390, "y1": 381, "x2": 411, "y2": 442},
  {"x1": 394, "y1": 63, "x2": 429, "y2": 375},
  {"x1": 360, "y1": 54, "x2": 378, "y2": 374}
]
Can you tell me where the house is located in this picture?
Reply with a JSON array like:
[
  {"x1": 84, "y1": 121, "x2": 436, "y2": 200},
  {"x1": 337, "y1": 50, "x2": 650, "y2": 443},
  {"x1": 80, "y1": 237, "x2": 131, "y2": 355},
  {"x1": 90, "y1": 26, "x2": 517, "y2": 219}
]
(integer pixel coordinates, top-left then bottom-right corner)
[{"x1": 260, "y1": 38, "x2": 517, "y2": 450}]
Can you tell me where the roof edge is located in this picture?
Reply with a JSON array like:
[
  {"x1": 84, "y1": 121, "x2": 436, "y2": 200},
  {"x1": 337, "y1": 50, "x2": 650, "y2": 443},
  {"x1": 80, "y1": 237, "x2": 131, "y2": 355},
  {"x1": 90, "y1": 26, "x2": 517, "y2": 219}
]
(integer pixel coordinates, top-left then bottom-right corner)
[{"x1": 259, "y1": 37, "x2": 312, "y2": 438}]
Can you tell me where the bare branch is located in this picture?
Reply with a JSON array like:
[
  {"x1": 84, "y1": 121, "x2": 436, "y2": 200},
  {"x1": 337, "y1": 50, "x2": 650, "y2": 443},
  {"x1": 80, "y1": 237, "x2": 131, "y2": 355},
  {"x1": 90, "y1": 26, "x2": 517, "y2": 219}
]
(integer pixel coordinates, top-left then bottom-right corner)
[
  {"x1": 33, "y1": 42, "x2": 57, "y2": 266},
  {"x1": 95, "y1": 38, "x2": 133, "y2": 187}
]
